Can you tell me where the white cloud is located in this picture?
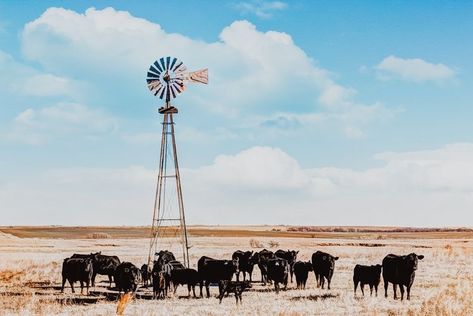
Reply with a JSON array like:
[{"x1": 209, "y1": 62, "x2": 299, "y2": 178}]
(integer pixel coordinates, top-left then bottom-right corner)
[
  {"x1": 4, "y1": 102, "x2": 117, "y2": 144},
  {"x1": 2, "y1": 143, "x2": 473, "y2": 226},
  {"x1": 233, "y1": 1, "x2": 288, "y2": 19},
  {"x1": 20, "y1": 7, "x2": 394, "y2": 136},
  {"x1": 376, "y1": 55, "x2": 456, "y2": 83},
  {"x1": 0, "y1": 50, "x2": 83, "y2": 98}
]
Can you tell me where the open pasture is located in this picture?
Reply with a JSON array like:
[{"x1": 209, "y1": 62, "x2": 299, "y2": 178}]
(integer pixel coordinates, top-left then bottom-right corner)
[{"x1": 0, "y1": 228, "x2": 472, "y2": 315}]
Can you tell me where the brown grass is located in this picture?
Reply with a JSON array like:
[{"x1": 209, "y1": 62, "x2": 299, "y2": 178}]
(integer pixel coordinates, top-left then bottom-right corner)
[{"x1": 0, "y1": 227, "x2": 472, "y2": 315}]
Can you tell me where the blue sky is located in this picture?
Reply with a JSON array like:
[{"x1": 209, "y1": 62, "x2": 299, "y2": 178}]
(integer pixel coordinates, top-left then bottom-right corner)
[{"x1": 1, "y1": 1, "x2": 472, "y2": 226}]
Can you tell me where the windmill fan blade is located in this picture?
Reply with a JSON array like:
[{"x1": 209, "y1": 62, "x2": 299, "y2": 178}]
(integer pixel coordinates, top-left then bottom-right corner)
[
  {"x1": 172, "y1": 82, "x2": 182, "y2": 94},
  {"x1": 154, "y1": 85, "x2": 164, "y2": 96},
  {"x1": 159, "y1": 58, "x2": 166, "y2": 72},
  {"x1": 147, "y1": 80, "x2": 162, "y2": 91},
  {"x1": 170, "y1": 85, "x2": 177, "y2": 98},
  {"x1": 159, "y1": 85, "x2": 167, "y2": 99},
  {"x1": 166, "y1": 56, "x2": 171, "y2": 70},
  {"x1": 170, "y1": 57, "x2": 177, "y2": 71},
  {"x1": 185, "y1": 68, "x2": 208, "y2": 84},
  {"x1": 175, "y1": 63, "x2": 187, "y2": 74},
  {"x1": 147, "y1": 71, "x2": 160, "y2": 79},
  {"x1": 153, "y1": 61, "x2": 163, "y2": 73},
  {"x1": 173, "y1": 61, "x2": 183, "y2": 72}
]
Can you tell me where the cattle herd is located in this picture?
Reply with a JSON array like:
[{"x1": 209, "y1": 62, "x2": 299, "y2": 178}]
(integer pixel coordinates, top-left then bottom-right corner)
[{"x1": 61, "y1": 249, "x2": 424, "y2": 304}]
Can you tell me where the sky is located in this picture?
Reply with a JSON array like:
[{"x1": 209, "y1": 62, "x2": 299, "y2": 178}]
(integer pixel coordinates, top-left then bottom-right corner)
[{"x1": 0, "y1": 1, "x2": 472, "y2": 226}]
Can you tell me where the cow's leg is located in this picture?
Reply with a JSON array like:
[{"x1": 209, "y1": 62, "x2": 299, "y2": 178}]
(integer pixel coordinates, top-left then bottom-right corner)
[
  {"x1": 69, "y1": 280, "x2": 75, "y2": 293},
  {"x1": 370, "y1": 284, "x2": 374, "y2": 296},
  {"x1": 354, "y1": 279, "x2": 358, "y2": 295},
  {"x1": 327, "y1": 276, "x2": 332, "y2": 290},
  {"x1": 78, "y1": 280, "x2": 83, "y2": 294},
  {"x1": 61, "y1": 277, "x2": 66, "y2": 293},
  {"x1": 205, "y1": 281, "x2": 210, "y2": 298},
  {"x1": 392, "y1": 283, "x2": 397, "y2": 300},
  {"x1": 399, "y1": 284, "x2": 405, "y2": 301},
  {"x1": 86, "y1": 280, "x2": 90, "y2": 295},
  {"x1": 92, "y1": 272, "x2": 96, "y2": 287},
  {"x1": 360, "y1": 283, "x2": 364, "y2": 296},
  {"x1": 384, "y1": 281, "x2": 389, "y2": 298},
  {"x1": 199, "y1": 282, "x2": 203, "y2": 297},
  {"x1": 174, "y1": 283, "x2": 178, "y2": 294},
  {"x1": 192, "y1": 285, "x2": 196, "y2": 298},
  {"x1": 407, "y1": 285, "x2": 411, "y2": 300},
  {"x1": 108, "y1": 275, "x2": 113, "y2": 287},
  {"x1": 236, "y1": 271, "x2": 240, "y2": 282},
  {"x1": 274, "y1": 282, "x2": 279, "y2": 294},
  {"x1": 314, "y1": 272, "x2": 319, "y2": 288},
  {"x1": 375, "y1": 284, "x2": 378, "y2": 297}
]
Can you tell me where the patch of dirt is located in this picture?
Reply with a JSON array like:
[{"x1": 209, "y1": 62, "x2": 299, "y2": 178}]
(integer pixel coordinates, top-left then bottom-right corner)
[{"x1": 0, "y1": 270, "x2": 24, "y2": 282}]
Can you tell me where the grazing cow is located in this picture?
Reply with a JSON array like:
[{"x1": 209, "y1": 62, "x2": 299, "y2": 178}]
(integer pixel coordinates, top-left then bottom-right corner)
[
  {"x1": 170, "y1": 268, "x2": 200, "y2": 297},
  {"x1": 382, "y1": 253, "x2": 424, "y2": 300},
  {"x1": 114, "y1": 262, "x2": 141, "y2": 293},
  {"x1": 218, "y1": 280, "x2": 252, "y2": 304},
  {"x1": 232, "y1": 250, "x2": 257, "y2": 282},
  {"x1": 140, "y1": 264, "x2": 152, "y2": 287},
  {"x1": 275, "y1": 249, "x2": 299, "y2": 283},
  {"x1": 293, "y1": 261, "x2": 313, "y2": 289},
  {"x1": 311, "y1": 251, "x2": 339, "y2": 290},
  {"x1": 198, "y1": 256, "x2": 239, "y2": 298},
  {"x1": 152, "y1": 271, "x2": 166, "y2": 299},
  {"x1": 353, "y1": 264, "x2": 382, "y2": 296},
  {"x1": 72, "y1": 252, "x2": 120, "y2": 287},
  {"x1": 61, "y1": 257, "x2": 93, "y2": 295},
  {"x1": 267, "y1": 258, "x2": 289, "y2": 294},
  {"x1": 257, "y1": 249, "x2": 275, "y2": 284}
]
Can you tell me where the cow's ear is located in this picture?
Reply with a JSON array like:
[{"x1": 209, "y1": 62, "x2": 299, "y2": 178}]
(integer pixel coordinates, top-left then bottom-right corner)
[
  {"x1": 322, "y1": 256, "x2": 327, "y2": 261},
  {"x1": 418, "y1": 255, "x2": 424, "y2": 260},
  {"x1": 334, "y1": 257, "x2": 339, "y2": 261}
]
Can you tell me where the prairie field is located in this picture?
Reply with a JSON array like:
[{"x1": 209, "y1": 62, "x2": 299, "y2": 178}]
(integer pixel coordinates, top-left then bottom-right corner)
[{"x1": 0, "y1": 227, "x2": 472, "y2": 315}]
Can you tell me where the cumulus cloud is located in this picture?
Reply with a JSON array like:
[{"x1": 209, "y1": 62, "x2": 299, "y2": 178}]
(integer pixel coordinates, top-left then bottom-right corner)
[
  {"x1": 20, "y1": 7, "x2": 394, "y2": 136},
  {"x1": 2, "y1": 144, "x2": 473, "y2": 226},
  {"x1": 233, "y1": 1, "x2": 288, "y2": 19},
  {"x1": 0, "y1": 50, "x2": 83, "y2": 98},
  {"x1": 376, "y1": 55, "x2": 456, "y2": 83},
  {"x1": 4, "y1": 102, "x2": 117, "y2": 144}
]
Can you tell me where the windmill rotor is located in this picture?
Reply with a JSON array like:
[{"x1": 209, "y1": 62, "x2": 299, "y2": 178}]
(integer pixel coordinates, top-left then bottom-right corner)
[{"x1": 146, "y1": 57, "x2": 208, "y2": 103}]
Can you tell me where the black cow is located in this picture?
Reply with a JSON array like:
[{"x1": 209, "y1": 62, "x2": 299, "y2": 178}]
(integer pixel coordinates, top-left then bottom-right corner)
[
  {"x1": 162, "y1": 260, "x2": 185, "y2": 294},
  {"x1": 218, "y1": 280, "x2": 252, "y2": 304},
  {"x1": 353, "y1": 264, "x2": 382, "y2": 296},
  {"x1": 198, "y1": 256, "x2": 239, "y2": 298},
  {"x1": 170, "y1": 268, "x2": 200, "y2": 297},
  {"x1": 257, "y1": 249, "x2": 275, "y2": 284},
  {"x1": 275, "y1": 249, "x2": 299, "y2": 283},
  {"x1": 382, "y1": 253, "x2": 424, "y2": 300},
  {"x1": 152, "y1": 270, "x2": 166, "y2": 299},
  {"x1": 114, "y1": 262, "x2": 141, "y2": 293},
  {"x1": 61, "y1": 257, "x2": 93, "y2": 295},
  {"x1": 232, "y1": 250, "x2": 258, "y2": 282},
  {"x1": 71, "y1": 252, "x2": 120, "y2": 287},
  {"x1": 154, "y1": 250, "x2": 176, "y2": 272},
  {"x1": 141, "y1": 264, "x2": 151, "y2": 287},
  {"x1": 267, "y1": 258, "x2": 289, "y2": 294},
  {"x1": 311, "y1": 251, "x2": 339, "y2": 290},
  {"x1": 293, "y1": 261, "x2": 313, "y2": 289}
]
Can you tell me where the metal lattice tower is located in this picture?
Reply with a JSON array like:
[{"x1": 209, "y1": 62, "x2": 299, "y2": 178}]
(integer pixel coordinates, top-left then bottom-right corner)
[{"x1": 145, "y1": 57, "x2": 208, "y2": 267}]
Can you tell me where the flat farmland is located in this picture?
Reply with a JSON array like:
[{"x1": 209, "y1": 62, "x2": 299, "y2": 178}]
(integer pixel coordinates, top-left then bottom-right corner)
[{"x1": 0, "y1": 226, "x2": 472, "y2": 315}]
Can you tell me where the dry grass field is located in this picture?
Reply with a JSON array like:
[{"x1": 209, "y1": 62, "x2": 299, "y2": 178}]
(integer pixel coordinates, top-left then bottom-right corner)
[{"x1": 1, "y1": 226, "x2": 472, "y2": 315}]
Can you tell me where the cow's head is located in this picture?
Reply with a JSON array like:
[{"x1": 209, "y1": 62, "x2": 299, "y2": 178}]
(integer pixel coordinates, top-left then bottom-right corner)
[
  {"x1": 249, "y1": 252, "x2": 260, "y2": 265},
  {"x1": 407, "y1": 253, "x2": 424, "y2": 271},
  {"x1": 84, "y1": 259, "x2": 93, "y2": 272},
  {"x1": 322, "y1": 254, "x2": 338, "y2": 269},
  {"x1": 374, "y1": 264, "x2": 382, "y2": 275},
  {"x1": 231, "y1": 258, "x2": 240, "y2": 273},
  {"x1": 305, "y1": 261, "x2": 313, "y2": 271}
]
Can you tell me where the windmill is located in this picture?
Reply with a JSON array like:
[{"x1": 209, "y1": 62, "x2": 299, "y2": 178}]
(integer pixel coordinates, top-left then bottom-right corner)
[{"x1": 146, "y1": 56, "x2": 208, "y2": 267}]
